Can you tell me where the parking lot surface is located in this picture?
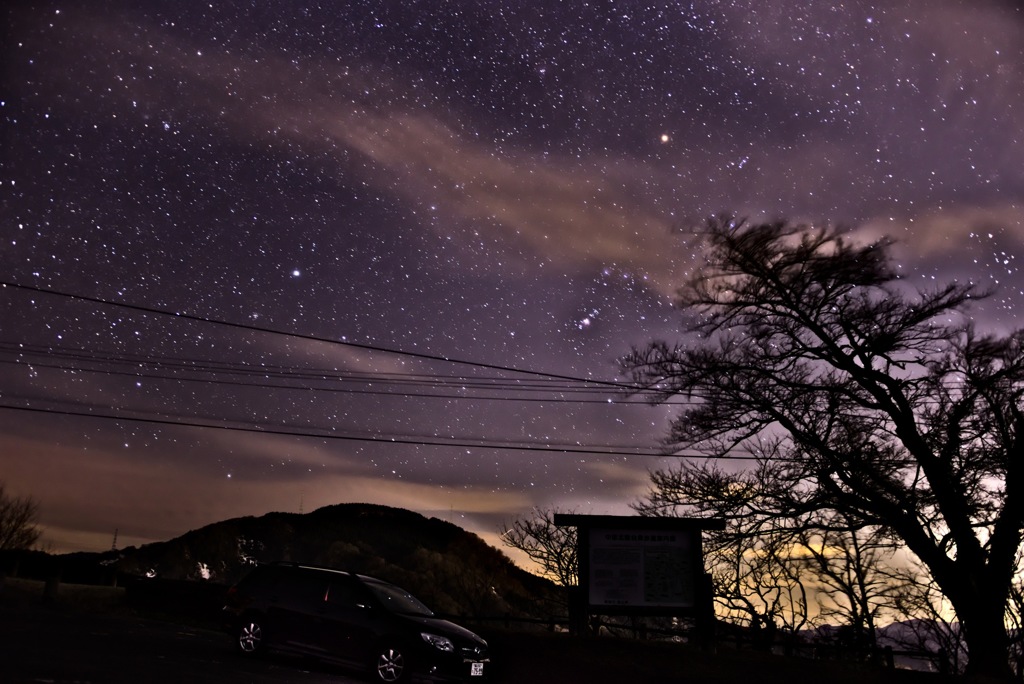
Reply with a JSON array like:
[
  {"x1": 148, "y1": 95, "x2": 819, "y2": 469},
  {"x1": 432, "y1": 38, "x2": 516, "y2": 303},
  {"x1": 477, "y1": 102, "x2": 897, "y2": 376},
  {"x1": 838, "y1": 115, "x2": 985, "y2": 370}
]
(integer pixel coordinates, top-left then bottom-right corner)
[{"x1": 0, "y1": 603, "x2": 368, "y2": 684}]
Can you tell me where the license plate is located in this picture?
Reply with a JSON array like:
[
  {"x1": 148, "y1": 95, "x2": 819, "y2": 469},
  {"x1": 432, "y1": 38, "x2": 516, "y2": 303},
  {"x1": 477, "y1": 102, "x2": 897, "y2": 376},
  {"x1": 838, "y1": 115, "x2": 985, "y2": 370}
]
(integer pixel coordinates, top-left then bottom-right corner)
[{"x1": 470, "y1": 662, "x2": 484, "y2": 676}]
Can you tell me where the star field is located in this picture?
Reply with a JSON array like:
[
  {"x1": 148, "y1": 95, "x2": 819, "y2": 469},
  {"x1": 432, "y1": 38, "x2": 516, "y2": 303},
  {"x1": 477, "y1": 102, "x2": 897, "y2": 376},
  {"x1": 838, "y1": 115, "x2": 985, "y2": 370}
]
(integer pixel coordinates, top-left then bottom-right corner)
[{"x1": 1, "y1": 0, "x2": 1023, "y2": 559}]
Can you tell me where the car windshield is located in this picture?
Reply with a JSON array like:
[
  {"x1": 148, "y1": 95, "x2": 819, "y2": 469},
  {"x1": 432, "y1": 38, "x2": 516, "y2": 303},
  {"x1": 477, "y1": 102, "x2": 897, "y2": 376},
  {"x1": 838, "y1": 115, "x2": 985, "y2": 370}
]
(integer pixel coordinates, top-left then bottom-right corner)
[{"x1": 364, "y1": 579, "x2": 435, "y2": 616}]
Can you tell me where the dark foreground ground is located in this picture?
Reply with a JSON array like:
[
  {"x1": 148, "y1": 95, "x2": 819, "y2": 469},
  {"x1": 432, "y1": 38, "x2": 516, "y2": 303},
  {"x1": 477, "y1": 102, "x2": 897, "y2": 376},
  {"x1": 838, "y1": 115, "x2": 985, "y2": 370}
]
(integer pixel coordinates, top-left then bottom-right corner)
[{"x1": 0, "y1": 578, "x2": 955, "y2": 684}]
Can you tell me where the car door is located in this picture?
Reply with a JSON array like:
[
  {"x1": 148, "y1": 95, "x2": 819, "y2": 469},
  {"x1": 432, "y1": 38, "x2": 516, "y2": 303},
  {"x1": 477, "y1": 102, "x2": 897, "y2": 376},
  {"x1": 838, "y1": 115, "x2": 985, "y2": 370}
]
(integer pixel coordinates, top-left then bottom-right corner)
[
  {"x1": 266, "y1": 570, "x2": 331, "y2": 652},
  {"x1": 310, "y1": 576, "x2": 380, "y2": 665}
]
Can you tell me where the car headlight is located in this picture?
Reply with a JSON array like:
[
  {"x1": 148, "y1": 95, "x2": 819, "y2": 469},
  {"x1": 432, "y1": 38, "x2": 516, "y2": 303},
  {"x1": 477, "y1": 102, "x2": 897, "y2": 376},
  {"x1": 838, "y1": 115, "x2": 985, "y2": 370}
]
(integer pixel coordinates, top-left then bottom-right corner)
[{"x1": 421, "y1": 632, "x2": 455, "y2": 652}]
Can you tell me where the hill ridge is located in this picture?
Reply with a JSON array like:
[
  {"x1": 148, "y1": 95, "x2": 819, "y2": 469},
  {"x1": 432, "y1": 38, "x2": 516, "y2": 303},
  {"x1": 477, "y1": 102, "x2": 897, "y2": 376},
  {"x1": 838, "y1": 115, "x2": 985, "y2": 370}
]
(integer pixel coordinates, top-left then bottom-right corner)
[{"x1": 7, "y1": 502, "x2": 560, "y2": 620}]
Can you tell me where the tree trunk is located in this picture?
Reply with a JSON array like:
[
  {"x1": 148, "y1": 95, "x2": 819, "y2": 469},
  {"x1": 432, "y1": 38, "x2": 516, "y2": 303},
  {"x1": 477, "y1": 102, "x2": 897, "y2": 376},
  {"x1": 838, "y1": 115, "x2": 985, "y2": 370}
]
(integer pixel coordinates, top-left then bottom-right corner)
[
  {"x1": 897, "y1": 521, "x2": 1014, "y2": 679},
  {"x1": 958, "y1": 593, "x2": 1013, "y2": 680}
]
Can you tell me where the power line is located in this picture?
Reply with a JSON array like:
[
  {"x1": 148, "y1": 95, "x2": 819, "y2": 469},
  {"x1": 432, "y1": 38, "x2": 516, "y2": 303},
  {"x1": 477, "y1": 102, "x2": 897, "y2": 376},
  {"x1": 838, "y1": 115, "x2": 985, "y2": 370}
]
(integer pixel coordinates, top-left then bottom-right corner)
[
  {"x1": 0, "y1": 389, "x2": 655, "y2": 450},
  {"x1": 0, "y1": 402, "x2": 770, "y2": 459},
  {"x1": 0, "y1": 280, "x2": 637, "y2": 390},
  {"x1": 0, "y1": 337, "x2": 658, "y2": 404},
  {"x1": 0, "y1": 340, "x2": 964, "y2": 410},
  {"x1": 0, "y1": 341, "x2": 613, "y2": 391},
  {"x1": 0, "y1": 280, "x2": 937, "y2": 467},
  {"x1": 0, "y1": 357, "x2": 642, "y2": 404}
]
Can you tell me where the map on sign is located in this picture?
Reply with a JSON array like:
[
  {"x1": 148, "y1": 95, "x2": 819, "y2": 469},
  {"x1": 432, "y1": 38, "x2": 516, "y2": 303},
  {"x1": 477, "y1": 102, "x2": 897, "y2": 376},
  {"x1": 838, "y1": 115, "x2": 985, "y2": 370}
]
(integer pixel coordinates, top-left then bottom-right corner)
[{"x1": 588, "y1": 528, "x2": 695, "y2": 608}]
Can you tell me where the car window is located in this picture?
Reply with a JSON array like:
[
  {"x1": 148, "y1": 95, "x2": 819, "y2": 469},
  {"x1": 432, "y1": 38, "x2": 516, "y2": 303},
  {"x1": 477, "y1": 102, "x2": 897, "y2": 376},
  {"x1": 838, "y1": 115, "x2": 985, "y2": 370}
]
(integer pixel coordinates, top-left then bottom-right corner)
[
  {"x1": 277, "y1": 570, "x2": 331, "y2": 605},
  {"x1": 237, "y1": 567, "x2": 276, "y2": 593},
  {"x1": 362, "y1": 579, "x2": 434, "y2": 616},
  {"x1": 326, "y1": 578, "x2": 372, "y2": 608}
]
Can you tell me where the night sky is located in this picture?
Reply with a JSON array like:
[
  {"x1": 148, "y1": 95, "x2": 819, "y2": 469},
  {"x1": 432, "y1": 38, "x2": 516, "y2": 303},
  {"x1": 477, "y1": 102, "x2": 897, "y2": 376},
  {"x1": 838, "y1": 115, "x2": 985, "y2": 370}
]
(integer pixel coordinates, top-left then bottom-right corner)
[{"x1": 2, "y1": 1, "x2": 1023, "y2": 563}]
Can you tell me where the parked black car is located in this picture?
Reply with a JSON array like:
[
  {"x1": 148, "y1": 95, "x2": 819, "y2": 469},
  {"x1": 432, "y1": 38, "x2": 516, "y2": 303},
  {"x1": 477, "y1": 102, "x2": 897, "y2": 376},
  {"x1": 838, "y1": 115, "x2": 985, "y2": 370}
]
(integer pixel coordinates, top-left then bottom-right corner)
[{"x1": 223, "y1": 562, "x2": 489, "y2": 682}]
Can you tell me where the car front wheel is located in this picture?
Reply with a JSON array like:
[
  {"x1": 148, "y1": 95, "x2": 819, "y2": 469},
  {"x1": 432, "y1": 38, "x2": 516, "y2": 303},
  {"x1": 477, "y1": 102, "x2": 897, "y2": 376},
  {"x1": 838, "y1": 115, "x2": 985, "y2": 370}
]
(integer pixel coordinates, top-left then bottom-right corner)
[
  {"x1": 374, "y1": 643, "x2": 409, "y2": 682},
  {"x1": 237, "y1": 618, "x2": 265, "y2": 655}
]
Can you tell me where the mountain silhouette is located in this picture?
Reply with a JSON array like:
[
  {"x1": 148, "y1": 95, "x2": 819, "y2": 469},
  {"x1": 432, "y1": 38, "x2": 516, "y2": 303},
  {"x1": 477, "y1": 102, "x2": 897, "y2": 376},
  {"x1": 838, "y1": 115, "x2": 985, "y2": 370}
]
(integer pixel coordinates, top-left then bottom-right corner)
[{"x1": 6, "y1": 503, "x2": 562, "y2": 621}]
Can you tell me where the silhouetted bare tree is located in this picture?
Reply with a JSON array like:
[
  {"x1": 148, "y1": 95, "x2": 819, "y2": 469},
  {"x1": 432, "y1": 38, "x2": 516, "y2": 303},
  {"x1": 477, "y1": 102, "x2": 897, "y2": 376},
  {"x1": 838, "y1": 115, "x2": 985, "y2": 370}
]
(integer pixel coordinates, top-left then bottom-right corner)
[
  {"x1": 791, "y1": 511, "x2": 893, "y2": 653},
  {"x1": 621, "y1": 217, "x2": 1024, "y2": 679},
  {"x1": 634, "y1": 459, "x2": 808, "y2": 639},
  {"x1": 634, "y1": 459, "x2": 892, "y2": 650},
  {"x1": 500, "y1": 508, "x2": 577, "y2": 588},
  {"x1": 1004, "y1": 549, "x2": 1024, "y2": 678},
  {"x1": 0, "y1": 482, "x2": 40, "y2": 551},
  {"x1": 886, "y1": 564, "x2": 968, "y2": 675}
]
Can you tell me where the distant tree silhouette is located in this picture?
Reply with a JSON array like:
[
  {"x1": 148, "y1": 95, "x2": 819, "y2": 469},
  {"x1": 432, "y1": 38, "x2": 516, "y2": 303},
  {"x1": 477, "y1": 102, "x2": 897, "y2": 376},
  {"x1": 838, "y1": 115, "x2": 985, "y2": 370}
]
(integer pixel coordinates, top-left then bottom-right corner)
[
  {"x1": 1007, "y1": 568, "x2": 1024, "y2": 677},
  {"x1": 634, "y1": 461, "x2": 808, "y2": 638},
  {"x1": 621, "y1": 217, "x2": 1024, "y2": 679},
  {"x1": 886, "y1": 562, "x2": 969, "y2": 675},
  {"x1": 501, "y1": 508, "x2": 577, "y2": 588},
  {"x1": 635, "y1": 462, "x2": 896, "y2": 652},
  {"x1": 792, "y1": 511, "x2": 893, "y2": 653},
  {"x1": 0, "y1": 482, "x2": 40, "y2": 551}
]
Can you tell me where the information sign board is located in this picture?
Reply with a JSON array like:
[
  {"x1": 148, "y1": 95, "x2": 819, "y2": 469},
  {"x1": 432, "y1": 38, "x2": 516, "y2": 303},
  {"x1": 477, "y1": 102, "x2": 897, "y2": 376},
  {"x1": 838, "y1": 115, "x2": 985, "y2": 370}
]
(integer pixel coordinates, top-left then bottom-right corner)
[{"x1": 588, "y1": 528, "x2": 695, "y2": 608}]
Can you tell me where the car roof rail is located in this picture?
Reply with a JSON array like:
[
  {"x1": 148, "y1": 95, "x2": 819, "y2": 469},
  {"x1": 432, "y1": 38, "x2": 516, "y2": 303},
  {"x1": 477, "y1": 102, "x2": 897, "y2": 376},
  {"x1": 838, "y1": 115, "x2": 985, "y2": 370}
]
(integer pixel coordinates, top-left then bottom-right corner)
[{"x1": 266, "y1": 560, "x2": 353, "y2": 576}]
